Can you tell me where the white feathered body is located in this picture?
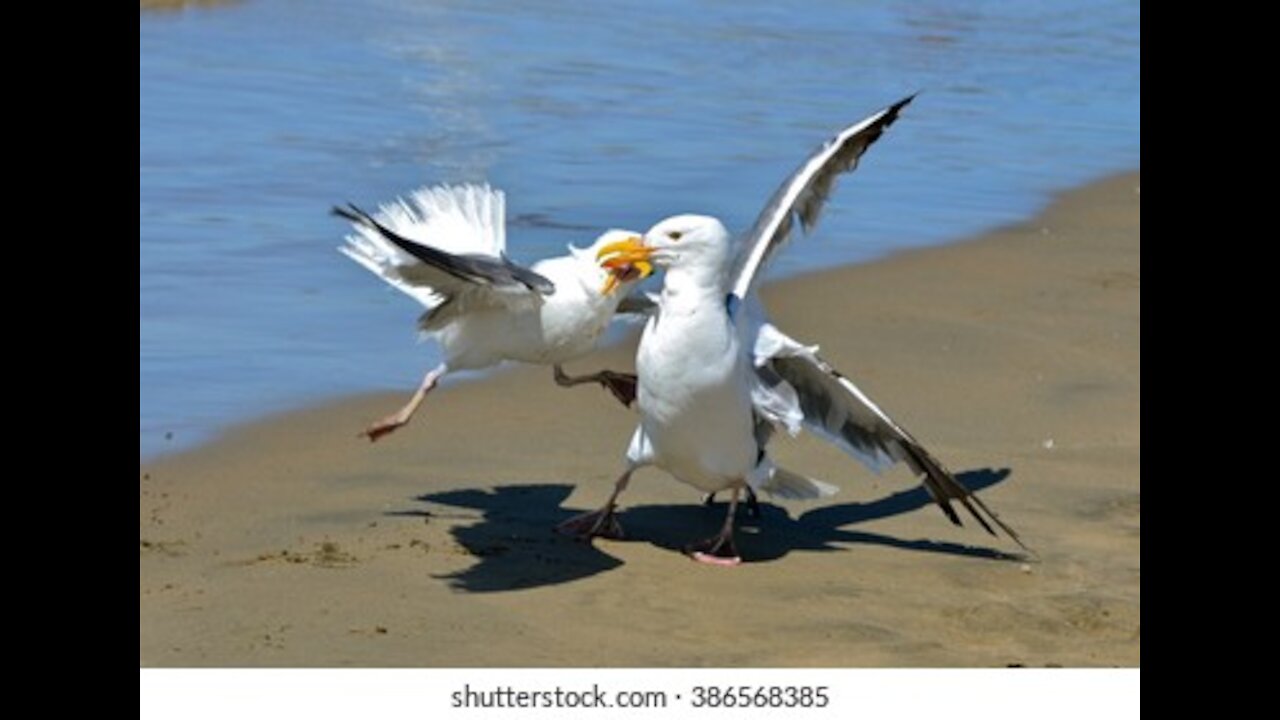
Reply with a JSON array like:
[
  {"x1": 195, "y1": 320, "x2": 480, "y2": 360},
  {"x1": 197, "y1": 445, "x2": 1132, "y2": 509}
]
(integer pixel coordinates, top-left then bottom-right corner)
[
  {"x1": 624, "y1": 215, "x2": 838, "y2": 502},
  {"x1": 628, "y1": 235, "x2": 761, "y2": 493},
  {"x1": 435, "y1": 254, "x2": 618, "y2": 370}
]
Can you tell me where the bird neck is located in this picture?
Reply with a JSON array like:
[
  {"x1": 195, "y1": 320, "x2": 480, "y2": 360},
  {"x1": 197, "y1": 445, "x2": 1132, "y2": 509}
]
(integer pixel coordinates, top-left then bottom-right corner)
[
  {"x1": 561, "y1": 258, "x2": 635, "y2": 319},
  {"x1": 660, "y1": 262, "x2": 728, "y2": 315}
]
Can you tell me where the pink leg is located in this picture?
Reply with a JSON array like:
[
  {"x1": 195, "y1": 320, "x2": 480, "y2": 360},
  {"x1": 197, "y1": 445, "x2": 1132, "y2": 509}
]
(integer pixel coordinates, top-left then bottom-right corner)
[
  {"x1": 556, "y1": 469, "x2": 633, "y2": 541},
  {"x1": 688, "y1": 484, "x2": 743, "y2": 566},
  {"x1": 363, "y1": 363, "x2": 447, "y2": 442}
]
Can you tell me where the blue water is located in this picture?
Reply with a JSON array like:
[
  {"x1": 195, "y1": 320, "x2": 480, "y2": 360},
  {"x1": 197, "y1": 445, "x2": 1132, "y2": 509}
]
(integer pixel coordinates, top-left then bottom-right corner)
[{"x1": 139, "y1": 0, "x2": 1139, "y2": 459}]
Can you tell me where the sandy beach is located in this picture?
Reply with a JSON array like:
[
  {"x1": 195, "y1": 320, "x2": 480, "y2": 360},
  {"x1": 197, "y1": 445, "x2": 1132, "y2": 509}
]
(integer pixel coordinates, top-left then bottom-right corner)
[{"x1": 140, "y1": 173, "x2": 1140, "y2": 667}]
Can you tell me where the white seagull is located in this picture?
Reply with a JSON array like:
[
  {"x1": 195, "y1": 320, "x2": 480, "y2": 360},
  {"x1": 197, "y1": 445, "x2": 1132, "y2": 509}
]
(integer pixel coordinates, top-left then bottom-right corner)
[
  {"x1": 335, "y1": 184, "x2": 652, "y2": 441},
  {"x1": 561, "y1": 96, "x2": 1025, "y2": 564}
]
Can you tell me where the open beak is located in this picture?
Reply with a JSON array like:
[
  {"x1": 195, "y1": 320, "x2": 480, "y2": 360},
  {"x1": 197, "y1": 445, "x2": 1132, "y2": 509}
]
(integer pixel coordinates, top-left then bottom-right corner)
[{"x1": 597, "y1": 235, "x2": 654, "y2": 295}]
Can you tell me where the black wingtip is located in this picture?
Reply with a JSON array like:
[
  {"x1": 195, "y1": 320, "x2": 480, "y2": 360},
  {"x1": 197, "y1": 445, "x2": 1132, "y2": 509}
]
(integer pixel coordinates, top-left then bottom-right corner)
[
  {"x1": 958, "y1": 495, "x2": 997, "y2": 536},
  {"x1": 338, "y1": 203, "x2": 419, "y2": 255},
  {"x1": 332, "y1": 202, "x2": 375, "y2": 228},
  {"x1": 500, "y1": 254, "x2": 557, "y2": 295},
  {"x1": 905, "y1": 443, "x2": 1031, "y2": 552},
  {"x1": 883, "y1": 93, "x2": 917, "y2": 124},
  {"x1": 938, "y1": 499, "x2": 963, "y2": 527}
]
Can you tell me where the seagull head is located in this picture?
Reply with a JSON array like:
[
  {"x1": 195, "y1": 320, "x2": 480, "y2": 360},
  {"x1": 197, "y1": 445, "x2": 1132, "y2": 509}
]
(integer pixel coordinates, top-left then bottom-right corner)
[
  {"x1": 598, "y1": 215, "x2": 731, "y2": 283},
  {"x1": 583, "y1": 229, "x2": 653, "y2": 296}
]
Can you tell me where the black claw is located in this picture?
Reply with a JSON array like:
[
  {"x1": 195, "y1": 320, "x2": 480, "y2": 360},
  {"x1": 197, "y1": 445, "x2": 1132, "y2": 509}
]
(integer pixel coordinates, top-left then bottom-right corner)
[{"x1": 601, "y1": 372, "x2": 637, "y2": 407}]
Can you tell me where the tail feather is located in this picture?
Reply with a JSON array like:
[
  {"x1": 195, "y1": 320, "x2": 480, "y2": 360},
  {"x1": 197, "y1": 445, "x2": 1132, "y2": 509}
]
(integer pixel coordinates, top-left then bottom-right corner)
[{"x1": 760, "y1": 466, "x2": 839, "y2": 501}]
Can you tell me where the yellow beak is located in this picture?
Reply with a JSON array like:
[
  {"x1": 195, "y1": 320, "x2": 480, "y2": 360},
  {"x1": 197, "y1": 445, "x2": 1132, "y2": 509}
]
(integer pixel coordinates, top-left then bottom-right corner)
[{"x1": 597, "y1": 235, "x2": 654, "y2": 295}]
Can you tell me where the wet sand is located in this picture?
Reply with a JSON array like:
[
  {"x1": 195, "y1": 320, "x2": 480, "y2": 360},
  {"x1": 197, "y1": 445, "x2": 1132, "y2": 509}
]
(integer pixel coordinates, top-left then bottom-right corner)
[{"x1": 140, "y1": 173, "x2": 1140, "y2": 666}]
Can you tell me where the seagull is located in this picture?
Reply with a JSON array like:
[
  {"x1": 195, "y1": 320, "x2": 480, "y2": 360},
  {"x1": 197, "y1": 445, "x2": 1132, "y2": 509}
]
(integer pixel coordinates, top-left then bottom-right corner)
[
  {"x1": 335, "y1": 183, "x2": 652, "y2": 441},
  {"x1": 559, "y1": 95, "x2": 1026, "y2": 564}
]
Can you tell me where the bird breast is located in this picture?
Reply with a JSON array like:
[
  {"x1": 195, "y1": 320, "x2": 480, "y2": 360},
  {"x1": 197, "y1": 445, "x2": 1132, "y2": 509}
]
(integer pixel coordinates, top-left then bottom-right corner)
[{"x1": 635, "y1": 300, "x2": 757, "y2": 488}]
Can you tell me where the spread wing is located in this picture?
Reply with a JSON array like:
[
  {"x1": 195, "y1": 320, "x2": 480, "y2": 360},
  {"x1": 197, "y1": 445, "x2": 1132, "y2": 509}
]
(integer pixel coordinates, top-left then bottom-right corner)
[
  {"x1": 750, "y1": 320, "x2": 1026, "y2": 549},
  {"x1": 730, "y1": 95, "x2": 914, "y2": 302}
]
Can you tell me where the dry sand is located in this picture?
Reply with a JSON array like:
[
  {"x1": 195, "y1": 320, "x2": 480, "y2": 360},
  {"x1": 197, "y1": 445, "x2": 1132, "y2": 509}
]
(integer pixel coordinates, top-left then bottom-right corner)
[{"x1": 140, "y1": 173, "x2": 1140, "y2": 667}]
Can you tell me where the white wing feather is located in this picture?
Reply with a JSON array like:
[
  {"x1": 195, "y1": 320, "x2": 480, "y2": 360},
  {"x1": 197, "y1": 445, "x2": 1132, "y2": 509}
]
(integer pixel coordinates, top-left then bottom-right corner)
[{"x1": 730, "y1": 96, "x2": 914, "y2": 302}]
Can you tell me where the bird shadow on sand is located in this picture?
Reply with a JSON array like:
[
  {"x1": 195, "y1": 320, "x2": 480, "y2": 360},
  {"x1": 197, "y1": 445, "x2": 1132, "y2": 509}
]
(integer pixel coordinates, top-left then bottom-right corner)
[{"x1": 392, "y1": 468, "x2": 1020, "y2": 593}]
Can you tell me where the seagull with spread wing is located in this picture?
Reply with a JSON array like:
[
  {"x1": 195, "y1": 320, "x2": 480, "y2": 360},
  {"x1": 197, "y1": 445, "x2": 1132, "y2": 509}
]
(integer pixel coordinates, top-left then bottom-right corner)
[
  {"x1": 335, "y1": 184, "x2": 652, "y2": 441},
  {"x1": 560, "y1": 96, "x2": 1026, "y2": 564}
]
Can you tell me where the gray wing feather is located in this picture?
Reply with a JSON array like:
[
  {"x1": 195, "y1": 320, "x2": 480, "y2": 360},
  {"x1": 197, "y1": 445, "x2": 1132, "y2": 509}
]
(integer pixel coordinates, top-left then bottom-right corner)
[{"x1": 730, "y1": 95, "x2": 914, "y2": 301}]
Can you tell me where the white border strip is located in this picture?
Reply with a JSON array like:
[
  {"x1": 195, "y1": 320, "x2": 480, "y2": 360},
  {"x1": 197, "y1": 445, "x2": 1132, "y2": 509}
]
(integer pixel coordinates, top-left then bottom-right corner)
[{"x1": 141, "y1": 668, "x2": 1139, "y2": 720}]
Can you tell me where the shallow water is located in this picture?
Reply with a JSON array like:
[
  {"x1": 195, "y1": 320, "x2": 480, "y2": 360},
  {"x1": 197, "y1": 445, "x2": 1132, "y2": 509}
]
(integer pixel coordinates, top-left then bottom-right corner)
[{"x1": 139, "y1": 0, "x2": 1139, "y2": 458}]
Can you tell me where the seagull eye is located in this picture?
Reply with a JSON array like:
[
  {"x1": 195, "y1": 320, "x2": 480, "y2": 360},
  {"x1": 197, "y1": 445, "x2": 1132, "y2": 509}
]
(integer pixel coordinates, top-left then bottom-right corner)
[{"x1": 667, "y1": 230, "x2": 683, "y2": 241}]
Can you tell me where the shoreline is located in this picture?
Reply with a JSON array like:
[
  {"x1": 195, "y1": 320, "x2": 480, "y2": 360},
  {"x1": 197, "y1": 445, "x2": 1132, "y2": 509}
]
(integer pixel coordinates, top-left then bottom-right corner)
[
  {"x1": 138, "y1": 167, "x2": 1137, "y2": 464},
  {"x1": 141, "y1": 172, "x2": 1140, "y2": 666}
]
